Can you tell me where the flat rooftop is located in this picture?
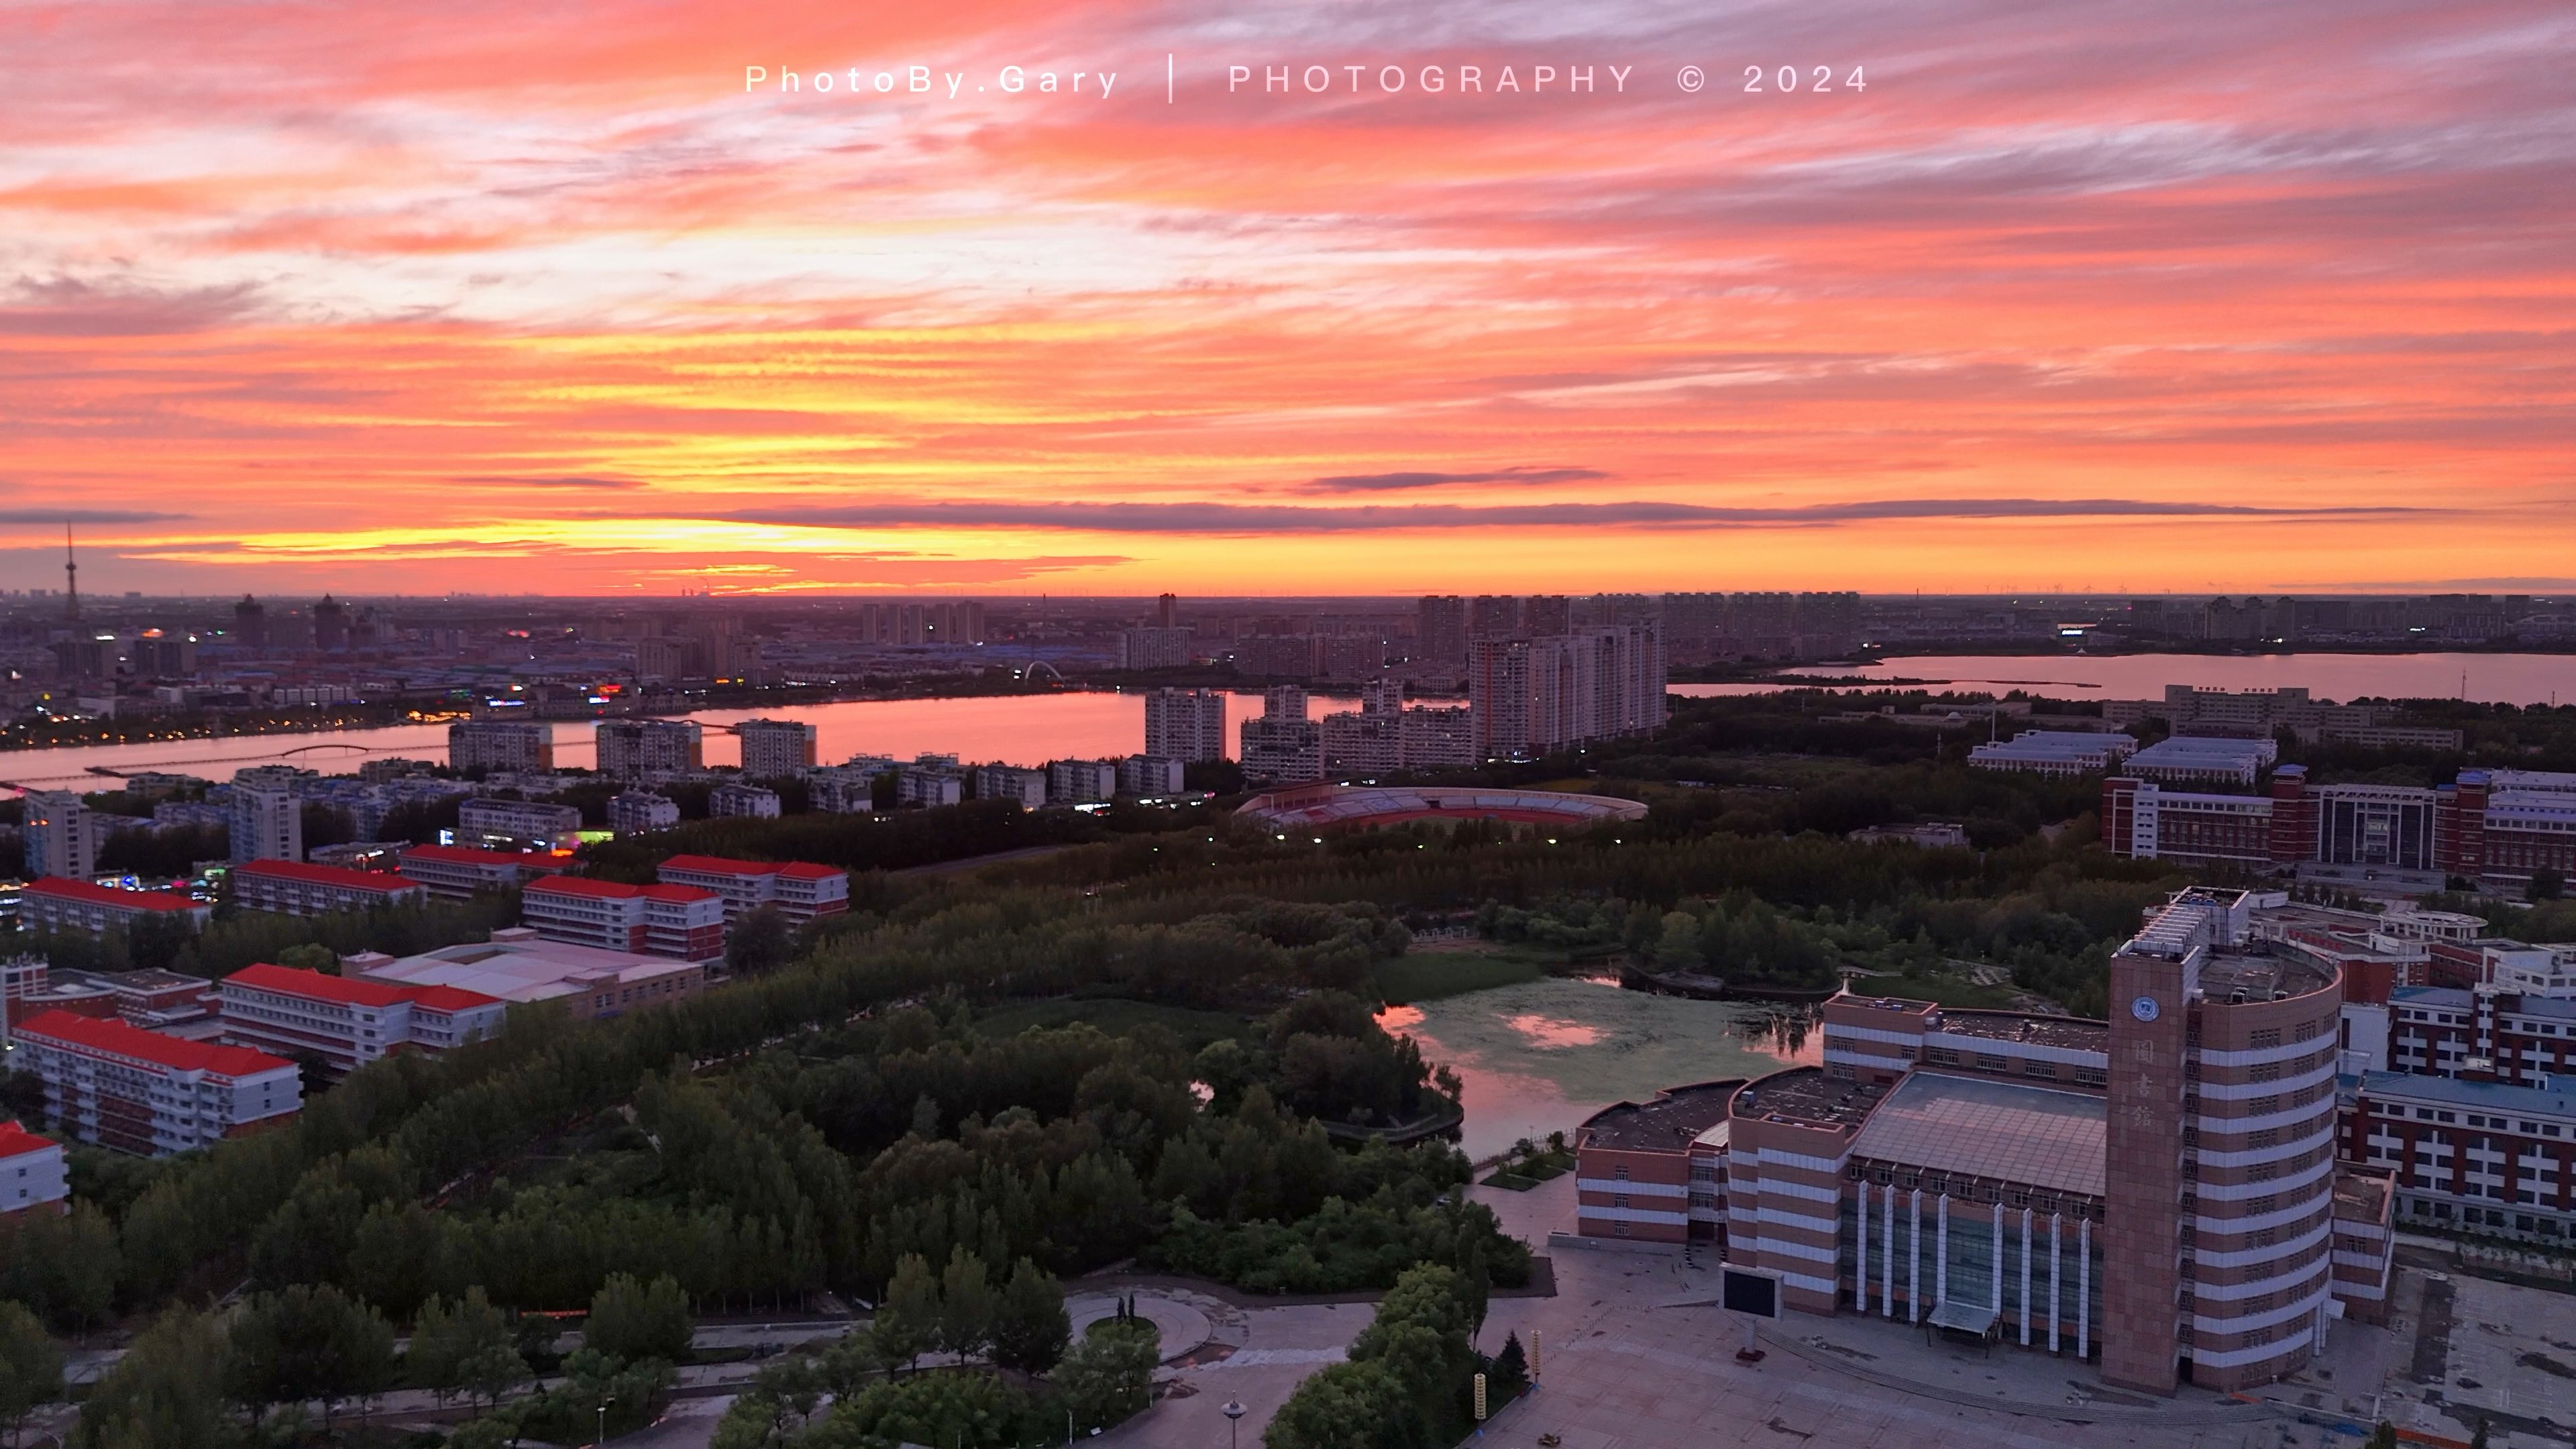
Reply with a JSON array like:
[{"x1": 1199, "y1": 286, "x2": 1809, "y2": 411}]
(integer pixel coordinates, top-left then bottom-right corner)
[
  {"x1": 1933, "y1": 1010, "x2": 2108, "y2": 1053},
  {"x1": 1847, "y1": 1069, "x2": 2107, "y2": 1201},
  {"x1": 1578, "y1": 1080, "x2": 1744, "y2": 1152},
  {"x1": 2332, "y1": 1169, "x2": 2392, "y2": 1222},
  {"x1": 1731, "y1": 1067, "x2": 1878, "y2": 1132},
  {"x1": 2200, "y1": 952, "x2": 2337, "y2": 1003},
  {"x1": 360, "y1": 937, "x2": 700, "y2": 1004}
]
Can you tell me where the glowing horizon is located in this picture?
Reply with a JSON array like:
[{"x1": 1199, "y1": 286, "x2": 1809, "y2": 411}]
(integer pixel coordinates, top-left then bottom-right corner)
[{"x1": 3, "y1": 2, "x2": 2571, "y2": 597}]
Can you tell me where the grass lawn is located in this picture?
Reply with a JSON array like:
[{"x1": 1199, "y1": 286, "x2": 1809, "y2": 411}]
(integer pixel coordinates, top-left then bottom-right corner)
[
  {"x1": 1374, "y1": 947, "x2": 1554, "y2": 1004},
  {"x1": 973, "y1": 996, "x2": 1251, "y2": 1047},
  {"x1": 1481, "y1": 1149, "x2": 1576, "y2": 1189}
]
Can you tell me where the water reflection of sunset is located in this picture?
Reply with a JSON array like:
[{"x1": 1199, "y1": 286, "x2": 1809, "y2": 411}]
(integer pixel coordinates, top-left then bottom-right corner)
[{"x1": 1503, "y1": 1014, "x2": 1603, "y2": 1049}]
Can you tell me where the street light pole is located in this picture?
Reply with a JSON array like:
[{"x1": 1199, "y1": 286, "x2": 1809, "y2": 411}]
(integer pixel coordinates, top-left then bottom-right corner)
[
  {"x1": 1224, "y1": 1398, "x2": 1246, "y2": 1449},
  {"x1": 598, "y1": 1393, "x2": 614, "y2": 1446}
]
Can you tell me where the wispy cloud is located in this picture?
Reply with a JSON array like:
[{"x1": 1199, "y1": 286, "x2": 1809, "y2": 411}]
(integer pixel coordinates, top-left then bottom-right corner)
[
  {"x1": 1299, "y1": 466, "x2": 1607, "y2": 493},
  {"x1": 716, "y1": 496, "x2": 2430, "y2": 535}
]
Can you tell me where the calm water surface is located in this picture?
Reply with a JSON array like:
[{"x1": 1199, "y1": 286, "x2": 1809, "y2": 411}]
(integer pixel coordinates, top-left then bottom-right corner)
[
  {"x1": 1376, "y1": 976, "x2": 1819, "y2": 1163},
  {"x1": 1739, "y1": 651, "x2": 2575, "y2": 706}
]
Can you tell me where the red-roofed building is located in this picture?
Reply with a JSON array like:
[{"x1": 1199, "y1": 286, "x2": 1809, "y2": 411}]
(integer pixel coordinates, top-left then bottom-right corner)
[
  {"x1": 14, "y1": 1010, "x2": 302, "y2": 1157},
  {"x1": 231, "y1": 859, "x2": 428, "y2": 917},
  {"x1": 521, "y1": 876, "x2": 727, "y2": 959},
  {"x1": 396, "y1": 843, "x2": 574, "y2": 900},
  {"x1": 0, "y1": 1120, "x2": 67, "y2": 1216},
  {"x1": 19, "y1": 878, "x2": 212, "y2": 938},
  {"x1": 657, "y1": 855, "x2": 849, "y2": 925},
  {"x1": 217, "y1": 963, "x2": 506, "y2": 1076}
]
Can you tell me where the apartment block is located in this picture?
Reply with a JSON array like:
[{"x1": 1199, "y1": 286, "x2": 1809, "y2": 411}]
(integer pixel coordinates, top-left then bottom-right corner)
[
  {"x1": 596, "y1": 718, "x2": 704, "y2": 780},
  {"x1": 457, "y1": 798, "x2": 583, "y2": 849},
  {"x1": 1143, "y1": 688, "x2": 1229, "y2": 763},
  {"x1": 1047, "y1": 759, "x2": 1118, "y2": 804},
  {"x1": 217, "y1": 963, "x2": 506, "y2": 1076},
  {"x1": 736, "y1": 718, "x2": 818, "y2": 779},
  {"x1": 521, "y1": 876, "x2": 728, "y2": 960},
  {"x1": 657, "y1": 855, "x2": 849, "y2": 924},
  {"x1": 448, "y1": 719, "x2": 555, "y2": 772},
  {"x1": 1118, "y1": 755, "x2": 1186, "y2": 796},
  {"x1": 20, "y1": 878, "x2": 211, "y2": 937},
  {"x1": 608, "y1": 791, "x2": 682, "y2": 835},
  {"x1": 15, "y1": 1010, "x2": 301, "y2": 1157},
  {"x1": 396, "y1": 843, "x2": 572, "y2": 899},
  {"x1": 0, "y1": 1122, "x2": 68, "y2": 1216},
  {"x1": 708, "y1": 782, "x2": 782, "y2": 819},
  {"x1": 19, "y1": 790, "x2": 97, "y2": 881},
  {"x1": 975, "y1": 765, "x2": 1048, "y2": 810},
  {"x1": 231, "y1": 859, "x2": 427, "y2": 916}
]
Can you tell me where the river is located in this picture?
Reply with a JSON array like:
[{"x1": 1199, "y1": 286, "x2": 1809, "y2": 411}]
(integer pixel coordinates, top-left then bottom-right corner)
[
  {"x1": 6, "y1": 650, "x2": 2568, "y2": 794},
  {"x1": 1376, "y1": 977, "x2": 1820, "y2": 1163}
]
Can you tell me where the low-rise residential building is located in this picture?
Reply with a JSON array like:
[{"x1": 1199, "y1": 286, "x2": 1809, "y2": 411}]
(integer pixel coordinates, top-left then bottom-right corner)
[
  {"x1": 807, "y1": 762, "x2": 888, "y2": 814},
  {"x1": 895, "y1": 763, "x2": 963, "y2": 808},
  {"x1": 449, "y1": 719, "x2": 555, "y2": 772},
  {"x1": 975, "y1": 765, "x2": 1048, "y2": 810},
  {"x1": 14, "y1": 1010, "x2": 301, "y2": 1157},
  {"x1": 358, "y1": 932, "x2": 708, "y2": 1021},
  {"x1": 19, "y1": 878, "x2": 211, "y2": 937},
  {"x1": 521, "y1": 876, "x2": 727, "y2": 959},
  {"x1": 608, "y1": 791, "x2": 681, "y2": 835},
  {"x1": 1047, "y1": 759, "x2": 1118, "y2": 804},
  {"x1": 708, "y1": 782, "x2": 782, "y2": 819},
  {"x1": 736, "y1": 718, "x2": 818, "y2": 779},
  {"x1": 657, "y1": 855, "x2": 849, "y2": 924},
  {"x1": 231, "y1": 859, "x2": 427, "y2": 916},
  {"x1": 396, "y1": 843, "x2": 572, "y2": 899},
  {"x1": 217, "y1": 963, "x2": 506, "y2": 1076},
  {"x1": 1118, "y1": 755, "x2": 1186, "y2": 796},
  {"x1": 0, "y1": 1121, "x2": 68, "y2": 1216},
  {"x1": 457, "y1": 798, "x2": 583, "y2": 849}
]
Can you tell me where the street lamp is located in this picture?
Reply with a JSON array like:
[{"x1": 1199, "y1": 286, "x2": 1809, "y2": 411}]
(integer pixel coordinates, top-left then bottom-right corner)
[
  {"x1": 1224, "y1": 1399, "x2": 1246, "y2": 1449},
  {"x1": 597, "y1": 1393, "x2": 614, "y2": 1446}
]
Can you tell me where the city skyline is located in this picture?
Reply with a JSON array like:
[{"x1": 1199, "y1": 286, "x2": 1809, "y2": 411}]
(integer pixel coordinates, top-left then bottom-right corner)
[{"x1": 3, "y1": 3, "x2": 2571, "y2": 596}]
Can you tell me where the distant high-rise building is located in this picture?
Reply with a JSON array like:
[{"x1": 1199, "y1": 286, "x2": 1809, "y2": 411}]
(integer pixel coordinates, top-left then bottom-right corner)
[
  {"x1": 1399, "y1": 705, "x2": 1476, "y2": 768},
  {"x1": 596, "y1": 719, "x2": 704, "y2": 780},
  {"x1": 21, "y1": 790, "x2": 97, "y2": 880},
  {"x1": 1661, "y1": 592, "x2": 1727, "y2": 664},
  {"x1": 233, "y1": 594, "x2": 268, "y2": 651},
  {"x1": 448, "y1": 720, "x2": 555, "y2": 773},
  {"x1": 1469, "y1": 595, "x2": 1521, "y2": 639},
  {"x1": 1360, "y1": 678, "x2": 1405, "y2": 714},
  {"x1": 1155, "y1": 593, "x2": 1179, "y2": 629},
  {"x1": 1144, "y1": 688, "x2": 1228, "y2": 763},
  {"x1": 311, "y1": 595, "x2": 350, "y2": 651},
  {"x1": 1118, "y1": 627, "x2": 1193, "y2": 669},
  {"x1": 1520, "y1": 594, "x2": 1572, "y2": 636},
  {"x1": 1320, "y1": 708, "x2": 1402, "y2": 774},
  {"x1": 736, "y1": 718, "x2": 818, "y2": 780},
  {"x1": 1469, "y1": 623, "x2": 1665, "y2": 761},
  {"x1": 1415, "y1": 596, "x2": 1468, "y2": 670}
]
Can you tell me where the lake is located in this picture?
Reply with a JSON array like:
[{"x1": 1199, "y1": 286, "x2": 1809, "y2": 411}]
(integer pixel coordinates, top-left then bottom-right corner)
[
  {"x1": 1742, "y1": 651, "x2": 2575, "y2": 706},
  {"x1": 7, "y1": 649, "x2": 2568, "y2": 794},
  {"x1": 0, "y1": 689, "x2": 1351, "y2": 794},
  {"x1": 1377, "y1": 976, "x2": 1820, "y2": 1163}
]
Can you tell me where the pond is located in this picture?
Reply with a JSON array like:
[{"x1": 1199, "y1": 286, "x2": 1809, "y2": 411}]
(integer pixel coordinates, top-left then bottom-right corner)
[{"x1": 1376, "y1": 975, "x2": 1820, "y2": 1163}]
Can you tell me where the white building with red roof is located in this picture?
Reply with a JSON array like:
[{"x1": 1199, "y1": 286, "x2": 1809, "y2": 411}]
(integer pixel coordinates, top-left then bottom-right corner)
[
  {"x1": 358, "y1": 932, "x2": 708, "y2": 1022},
  {"x1": 13, "y1": 1010, "x2": 302, "y2": 1157},
  {"x1": 231, "y1": 859, "x2": 427, "y2": 917},
  {"x1": 0, "y1": 1121, "x2": 67, "y2": 1216},
  {"x1": 19, "y1": 878, "x2": 212, "y2": 937},
  {"x1": 656, "y1": 855, "x2": 849, "y2": 924},
  {"x1": 217, "y1": 963, "x2": 506, "y2": 1076},
  {"x1": 521, "y1": 876, "x2": 727, "y2": 960},
  {"x1": 396, "y1": 843, "x2": 574, "y2": 900}
]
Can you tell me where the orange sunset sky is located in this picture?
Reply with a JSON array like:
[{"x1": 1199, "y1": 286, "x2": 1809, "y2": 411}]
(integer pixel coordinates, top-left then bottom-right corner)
[{"x1": 1, "y1": 1, "x2": 2570, "y2": 597}]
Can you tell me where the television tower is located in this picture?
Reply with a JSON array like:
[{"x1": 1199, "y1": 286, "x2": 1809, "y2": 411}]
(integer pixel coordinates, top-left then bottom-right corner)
[{"x1": 63, "y1": 523, "x2": 79, "y2": 621}]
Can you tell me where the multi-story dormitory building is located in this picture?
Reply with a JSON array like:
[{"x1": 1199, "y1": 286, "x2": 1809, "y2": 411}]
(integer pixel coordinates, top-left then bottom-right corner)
[
  {"x1": 2104, "y1": 765, "x2": 2576, "y2": 890},
  {"x1": 1573, "y1": 886, "x2": 2400, "y2": 1395}
]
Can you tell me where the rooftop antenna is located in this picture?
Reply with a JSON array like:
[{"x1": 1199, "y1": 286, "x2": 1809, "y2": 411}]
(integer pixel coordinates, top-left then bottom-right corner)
[{"x1": 62, "y1": 523, "x2": 78, "y2": 622}]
